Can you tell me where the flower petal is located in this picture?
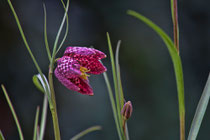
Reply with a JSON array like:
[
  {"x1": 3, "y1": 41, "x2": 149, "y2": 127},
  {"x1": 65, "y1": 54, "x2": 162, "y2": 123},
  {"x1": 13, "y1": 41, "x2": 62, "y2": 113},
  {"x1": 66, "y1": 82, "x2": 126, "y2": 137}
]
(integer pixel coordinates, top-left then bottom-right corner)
[
  {"x1": 64, "y1": 47, "x2": 107, "y2": 74},
  {"x1": 54, "y1": 68, "x2": 80, "y2": 92},
  {"x1": 84, "y1": 59, "x2": 107, "y2": 74},
  {"x1": 55, "y1": 47, "x2": 106, "y2": 95},
  {"x1": 64, "y1": 46, "x2": 106, "y2": 60},
  {"x1": 55, "y1": 56, "x2": 94, "y2": 95},
  {"x1": 69, "y1": 77, "x2": 93, "y2": 95},
  {"x1": 56, "y1": 56, "x2": 81, "y2": 78}
]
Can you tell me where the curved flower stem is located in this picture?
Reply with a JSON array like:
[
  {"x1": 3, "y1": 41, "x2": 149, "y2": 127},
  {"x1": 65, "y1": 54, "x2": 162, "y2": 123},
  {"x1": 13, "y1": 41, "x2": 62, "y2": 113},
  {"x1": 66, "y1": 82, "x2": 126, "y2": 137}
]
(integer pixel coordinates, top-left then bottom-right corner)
[
  {"x1": 172, "y1": 0, "x2": 179, "y2": 53},
  {"x1": 1, "y1": 85, "x2": 24, "y2": 140},
  {"x1": 171, "y1": 0, "x2": 184, "y2": 140},
  {"x1": 48, "y1": 67, "x2": 61, "y2": 140},
  {"x1": 71, "y1": 126, "x2": 102, "y2": 140}
]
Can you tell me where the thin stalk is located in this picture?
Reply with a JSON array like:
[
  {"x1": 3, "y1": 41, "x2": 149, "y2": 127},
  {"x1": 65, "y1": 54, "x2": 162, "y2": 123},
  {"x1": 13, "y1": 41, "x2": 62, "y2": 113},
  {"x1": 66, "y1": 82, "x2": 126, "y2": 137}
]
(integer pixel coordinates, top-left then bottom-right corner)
[
  {"x1": 33, "y1": 107, "x2": 40, "y2": 140},
  {"x1": 39, "y1": 95, "x2": 48, "y2": 140},
  {"x1": 0, "y1": 130, "x2": 5, "y2": 140},
  {"x1": 7, "y1": 0, "x2": 51, "y2": 106},
  {"x1": 115, "y1": 40, "x2": 125, "y2": 108},
  {"x1": 43, "y1": 3, "x2": 51, "y2": 61},
  {"x1": 188, "y1": 73, "x2": 210, "y2": 140},
  {"x1": 7, "y1": 0, "x2": 43, "y2": 78},
  {"x1": 171, "y1": 0, "x2": 184, "y2": 139},
  {"x1": 50, "y1": 0, "x2": 69, "y2": 67},
  {"x1": 103, "y1": 72, "x2": 123, "y2": 140},
  {"x1": 71, "y1": 126, "x2": 102, "y2": 140},
  {"x1": 56, "y1": 0, "x2": 69, "y2": 55},
  {"x1": 128, "y1": 9, "x2": 185, "y2": 140},
  {"x1": 107, "y1": 33, "x2": 124, "y2": 138},
  {"x1": 1, "y1": 85, "x2": 24, "y2": 140},
  {"x1": 48, "y1": 68, "x2": 61, "y2": 140},
  {"x1": 172, "y1": 0, "x2": 179, "y2": 53},
  {"x1": 125, "y1": 123, "x2": 130, "y2": 140},
  {"x1": 47, "y1": 0, "x2": 69, "y2": 139}
]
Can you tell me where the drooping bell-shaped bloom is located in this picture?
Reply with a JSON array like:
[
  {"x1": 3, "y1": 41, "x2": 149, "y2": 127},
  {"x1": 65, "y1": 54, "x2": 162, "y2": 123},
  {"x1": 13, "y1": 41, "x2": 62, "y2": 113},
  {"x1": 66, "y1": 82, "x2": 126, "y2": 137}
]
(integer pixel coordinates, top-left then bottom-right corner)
[
  {"x1": 54, "y1": 47, "x2": 106, "y2": 95},
  {"x1": 64, "y1": 47, "x2": 107, "y2": 74}
]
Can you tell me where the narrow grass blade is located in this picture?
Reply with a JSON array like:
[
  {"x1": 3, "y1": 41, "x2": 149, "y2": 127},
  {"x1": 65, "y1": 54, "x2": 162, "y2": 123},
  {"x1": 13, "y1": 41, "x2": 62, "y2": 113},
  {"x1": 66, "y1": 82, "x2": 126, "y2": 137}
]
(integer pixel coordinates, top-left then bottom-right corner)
[
  {"x1": 70, "y1": 126, "x2": 102, "y2": 140},
  {"x1": 106, "y1": 33, "x2": 124, "y2": 138},
  {"x1": 103, "y1": 72, "x2": 123, "y2": 140},
  {"x1": 188, "y1": 73, "x2": 210, "y2": 140},
  {"x1": 127, "y1": 10, "x2": 185, "y2": 139},
  {"x1": 33, "y1": 107, "x2": 40, "y2": 140},
  {"x1": 36, "y1": 74, "x2": 52, "y2": 107},
  {"x1": 51, "y1": 0, "x2": 69, "y2": 63},
  {"x1": 170, "y1": 0, "x2": 179, "y2": 52},
  {"x1": 56, "y1": 0, "x2": 69, "y2": 55},
  {"x1": 7, "y1": 0, "x2": 50, "y2": 103},
  {"x1": 39, "y1": 95, "x2": 48, "y2": 140},
  {"x1": 1, "y1": 85, "x2": 24, "y2": 140},
  {"x1": 115, "y1": 40, "x2": 125, "y2": 108},
  {"x1": 171, "y1": 0, "x2": 174, "y2": 24},
  {"x1": 0, "y1": 130, "x2": 5, "y2": 140},
  {"x1": 127, "y1": 9, "x2": 185, "y2": 114},
  {"x1": 125, "y1": 123, "x2": 130, "y2": 140},
  {"x1": 33, "y1": 75, "x2": 45, "y2": 94},
  {"x1": 34, "y1": 74, "x2": 49, "y2": 140},
  {"x1": 7, "y1": 0, "x2": 43, "y2": 78},
  {"x1": 43, "y1": 3, "x2": 51, "y2": 61}
]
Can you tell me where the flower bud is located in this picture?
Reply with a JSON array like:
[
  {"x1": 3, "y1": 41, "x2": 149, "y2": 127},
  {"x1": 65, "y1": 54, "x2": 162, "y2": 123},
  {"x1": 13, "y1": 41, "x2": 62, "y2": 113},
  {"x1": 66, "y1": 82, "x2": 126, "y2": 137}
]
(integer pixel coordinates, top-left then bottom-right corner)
[{"x1": 121, "y1": 101, "x2": 133, "y2": 120}]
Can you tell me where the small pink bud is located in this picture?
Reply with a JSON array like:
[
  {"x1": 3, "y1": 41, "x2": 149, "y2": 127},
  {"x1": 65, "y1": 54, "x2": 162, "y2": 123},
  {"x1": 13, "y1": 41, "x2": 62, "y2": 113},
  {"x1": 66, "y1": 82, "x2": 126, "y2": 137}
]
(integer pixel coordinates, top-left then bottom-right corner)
[{"x1": 121, "y1": 101, "x2": 133, "y2": 120}]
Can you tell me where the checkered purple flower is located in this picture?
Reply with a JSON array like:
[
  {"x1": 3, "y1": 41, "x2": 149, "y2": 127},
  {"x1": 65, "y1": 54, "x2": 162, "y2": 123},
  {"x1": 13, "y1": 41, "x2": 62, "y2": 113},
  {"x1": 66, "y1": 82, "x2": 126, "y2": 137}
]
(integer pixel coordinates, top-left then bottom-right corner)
[{"x1": 54, "y1": 47, "x2": 106, "y2": 95}]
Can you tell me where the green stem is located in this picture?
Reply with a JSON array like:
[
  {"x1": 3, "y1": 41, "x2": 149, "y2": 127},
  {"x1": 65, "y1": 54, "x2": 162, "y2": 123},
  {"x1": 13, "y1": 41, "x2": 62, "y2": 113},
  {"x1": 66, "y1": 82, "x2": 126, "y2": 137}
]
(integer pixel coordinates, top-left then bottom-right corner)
[
  {"x1": 115, "y1": 40, "x2": 125, "y2": 109},
  {"x1": 171, "y1": 0, "x2": 184, "y2": 139},
  {"x1": 39, "y1": 95, "x2": 48, "y2": 140},
  {"x1": 33, "y1": 107, "x2": 40, "y2": 140},
  {"x1": 103, "y1": 72, "x2": 123, "y2": 140},
  {"x1": 1, "y1": 85, "x2": 24, "y2": 140},
  {"x1": 71, "y1": 126, "x2": 102, "y2": 140},
  {"x1": 172, "y1": 0, "x2": 179, "y2": 53},
  {"x1": 7, "y1": 0, "x2": 50, "y2": 103},
  {"x1": 188, "y1": 73, "x2": 210, "y2": 140},
  {"x1": 107, "y1": 33, "x2": 124, "y2": 139},
  {"x1": 127, "y1": 9, "x2": 185, "y2": 140},
  {"x1": 48, "y1": 68, "x2": 61, "y2": 140},
  {"x1": 43, "y1": 3, "x2": 52, "y2": 61}
]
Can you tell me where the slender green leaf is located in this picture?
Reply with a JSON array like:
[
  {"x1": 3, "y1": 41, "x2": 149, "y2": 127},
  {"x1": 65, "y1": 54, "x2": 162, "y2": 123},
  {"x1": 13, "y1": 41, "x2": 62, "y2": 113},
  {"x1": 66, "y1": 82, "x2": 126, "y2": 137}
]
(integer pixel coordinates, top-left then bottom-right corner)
[
  {"x1": 70, "y1": 126, "x2": 102, "y2": 140},
  {"x1": 7, "y1": 0, "x2": 50, "y2": 106},
  {"x1": 127, "y1": 9, "x2": 185, "y2": 117},
  {"x1": 115, "y1": 40, "x2": 125, "y2": 108},
  {"x1": 188, "y1": 73, "x2": 210, "y2": 140},
  {"x1": 33, "y1": 106, "x2": 40, "y2": 140},
  {"x1": 125, "y1": 123, "x2": 130, "y2": 140},
  {"x1": 171, "y1": 0, "x2": 174, "y2": 24},
  {"x1": 51, "y1": 0, "x2": 69, "y2": 65},
  {"x1": 1, "y1": 85, "x2": 24, "y2": 140},
  {"x1": 7, "y1": 0, "x2": 43, "y2": 78},
  {"x1": 39, "y1": 95, "x2": 48, "y2": 140},
  {"x1": 36, "y1": 74, "x2": 52, "y2": 107},
  {"x1": 107, "y1": 33, "x2": 124, "y2": 139},
  {"x1": 33, "y1": 75, "x2": 45, "y2": 93},
  {"x1": 56, "y1": 0, "x2": 69, "y2": 55},
  {"x1": 170, "y1": 0, "x2": 179, "y2": 52},
  {"x1": 103, "y1": 72, "x2": 123, "y2": 140},
  {"x1": 43, "y1": 3, "x2": 51, "y2": 61},
  {"x1": 0, "y1": 130, "x2": 5, "y2": 140}
]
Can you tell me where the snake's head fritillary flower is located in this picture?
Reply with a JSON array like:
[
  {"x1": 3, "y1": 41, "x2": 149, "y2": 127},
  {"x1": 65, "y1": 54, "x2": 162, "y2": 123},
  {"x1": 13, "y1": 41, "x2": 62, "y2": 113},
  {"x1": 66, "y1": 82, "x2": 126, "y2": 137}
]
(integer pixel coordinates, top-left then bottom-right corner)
[
  {"x1": 54, "y1": 47, "x2": 107, "y2": 95},
  {"x1": 64, "y1": 47, "x2": 107, "y2": 74}
]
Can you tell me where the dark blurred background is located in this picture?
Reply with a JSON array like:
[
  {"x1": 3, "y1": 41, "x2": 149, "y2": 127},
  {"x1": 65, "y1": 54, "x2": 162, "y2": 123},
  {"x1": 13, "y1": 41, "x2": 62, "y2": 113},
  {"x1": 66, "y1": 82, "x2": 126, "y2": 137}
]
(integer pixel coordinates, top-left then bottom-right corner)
[{"x1": 0, "y1": 0, "x2": 210, "y2": 139}]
